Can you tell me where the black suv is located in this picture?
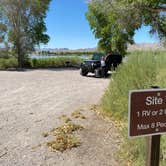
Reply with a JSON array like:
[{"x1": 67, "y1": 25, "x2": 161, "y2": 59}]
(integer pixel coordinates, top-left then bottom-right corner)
[{"x1": 80, "y1": 53, "x2": 122, "y2": 77}]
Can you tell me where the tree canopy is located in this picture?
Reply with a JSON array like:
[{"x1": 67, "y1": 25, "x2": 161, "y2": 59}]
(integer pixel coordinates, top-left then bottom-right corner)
[
  {"x1": 0, "y1": 0, "x2": 51, "y2": 68},
  {"x1": 86, "y1": 0, "x2": 166, "y2": 54}
]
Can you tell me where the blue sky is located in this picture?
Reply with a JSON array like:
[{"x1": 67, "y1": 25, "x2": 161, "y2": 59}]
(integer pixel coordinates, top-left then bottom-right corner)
[{"x1": 43, "y1": 0, "x2": 158, "y2": 49}]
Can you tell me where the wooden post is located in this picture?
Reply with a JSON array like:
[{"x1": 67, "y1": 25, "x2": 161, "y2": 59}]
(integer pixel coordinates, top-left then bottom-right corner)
[
  {"x1": 146, "y1": 135, "x2": 161, "y2": 166},
  {"x1": 146, "y1": 86, "x2": 161, "y2": 166}
]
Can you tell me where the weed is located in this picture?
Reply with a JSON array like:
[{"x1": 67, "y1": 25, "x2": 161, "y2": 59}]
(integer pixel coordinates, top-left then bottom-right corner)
[
  {"x1": 59, "y1": 115, "x2": 72, "y2": 123},
  {"x1": 47, "y1": 133, "x2": 80, "y2": 152},
  {"x1": 52, "y1": 122, "x2": 84, "y2": 135},
  {"x1": 71, "y1": 109, "x2": 86, "y2": 119},
  {"x1": 90, "y1": 105, "x2": 98, "y2": 112},
  {"x1": 47, "y1": 121, "x2": 83, "y2": 152}
]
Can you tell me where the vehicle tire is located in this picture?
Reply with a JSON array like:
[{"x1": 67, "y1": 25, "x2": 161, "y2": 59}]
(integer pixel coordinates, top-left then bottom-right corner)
[
  {"x1": 80, "y1": 68, "x2": 88, "y2": 76},
  {"x1": 94, "y1": 68, "x2": 101, "y2": 78}
]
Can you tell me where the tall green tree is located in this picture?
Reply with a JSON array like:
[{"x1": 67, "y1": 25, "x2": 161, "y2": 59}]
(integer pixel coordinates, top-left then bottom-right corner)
[
  {"x1": 0, "y1": 0, "x2": 51, "y2": 68},
  {"x1": 86, "y1": 0, "x2": 166, "y2": 54},
  {"x1": 128, "y1": 0, "x2": 166, "y2": 40}
]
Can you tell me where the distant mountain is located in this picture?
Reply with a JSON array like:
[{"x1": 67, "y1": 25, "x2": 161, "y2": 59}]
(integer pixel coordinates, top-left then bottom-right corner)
[
  {"x1": 36, "y1": 43, "x2": 165, "y2": 53},
  {"x1": 128, "y1": 43, "x2": 166, "y2": 51}
]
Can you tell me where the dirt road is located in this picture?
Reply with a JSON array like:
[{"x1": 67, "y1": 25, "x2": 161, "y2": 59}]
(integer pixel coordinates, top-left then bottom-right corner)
[{"x1": 0, "y1": 69, "x2": 120, "y2": 166}]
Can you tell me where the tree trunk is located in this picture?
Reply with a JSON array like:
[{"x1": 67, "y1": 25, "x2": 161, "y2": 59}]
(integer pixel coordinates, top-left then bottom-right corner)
[{"x1": 16, "y1": 41, "x2": 23, "y2": 69}]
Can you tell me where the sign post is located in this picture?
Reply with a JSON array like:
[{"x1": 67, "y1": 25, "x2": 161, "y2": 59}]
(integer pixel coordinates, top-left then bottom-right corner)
[
  {"x1": 129, "y1": 88, "x2": 166, "y2": 165},
  {"x1": 146, "y1": 135, "x2": 160, "y2": 166},
  {"x1": 146, "y1": 86, "x2": 160, "y2": 166}
]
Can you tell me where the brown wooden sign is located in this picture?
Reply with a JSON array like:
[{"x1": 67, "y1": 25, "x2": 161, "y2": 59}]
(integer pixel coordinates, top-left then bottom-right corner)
[{"x1": 129, "y1": 89, "x2": 166, "y2": 138}]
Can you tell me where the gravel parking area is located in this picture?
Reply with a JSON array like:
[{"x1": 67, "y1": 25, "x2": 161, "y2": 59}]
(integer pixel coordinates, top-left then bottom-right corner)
[{"x1": 0, "y1": 68, "x2": 120, "y2": 166}]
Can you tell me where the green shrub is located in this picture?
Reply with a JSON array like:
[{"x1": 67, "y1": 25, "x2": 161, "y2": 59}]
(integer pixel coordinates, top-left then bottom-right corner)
[
  {"x1": 101, "y1": 51, "x2": 166, "y2": 165},
  {"x1": 0, "y1": 56, "x2": 83, "y2": 69},
  {"x1": 29, "y1": 57, "x2": 83, "y2": 68},
  {"x1": 0, "y1": 58, "x2": 18, "y2": 69}
]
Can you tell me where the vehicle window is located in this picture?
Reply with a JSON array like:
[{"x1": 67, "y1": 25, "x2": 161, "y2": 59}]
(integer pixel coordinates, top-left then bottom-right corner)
[{"x1": 92, "y1": 54, "x2": 104, "y2": 60}]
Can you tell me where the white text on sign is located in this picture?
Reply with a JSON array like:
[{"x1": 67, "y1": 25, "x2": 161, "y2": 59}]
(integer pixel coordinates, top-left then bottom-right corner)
[{"x1": 145, "y1": 95, "x2": 164, "y2": 106}]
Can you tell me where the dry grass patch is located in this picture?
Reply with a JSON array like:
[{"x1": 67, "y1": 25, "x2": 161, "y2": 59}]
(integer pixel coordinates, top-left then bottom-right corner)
[
  {"x1": 51, "y1": 122, "x2": 84, "y2": 135},
  {"x1": 45, "y1": 109, "x2": 86, "y2": 152},
  {"x1": 59, "y1": 115, "x2": 72, "y2": 123},
  {"x1": 90, "y1": 104, "x2": 125, "y2": 132},
  {"x1": 90, "y1": 104, "x2": 109, "y2": 119},
  {"x1": 71, "y1": 109, "x2": 86, "y2": 119},
  {"x1": 47, "y1": 121, "x2": 83, "y2": 152},
  {"x1": 47, "y1": 133, "x2": 81, "y2": 152},
  {"x1": 90, "y1": 104, "x2": 99, "y2": 112}
]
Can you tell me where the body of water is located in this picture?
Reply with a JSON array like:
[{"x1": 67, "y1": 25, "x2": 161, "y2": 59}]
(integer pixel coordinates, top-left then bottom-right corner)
[{"x1": 28, "y1": 54, "x2": 91, "y2": 60}]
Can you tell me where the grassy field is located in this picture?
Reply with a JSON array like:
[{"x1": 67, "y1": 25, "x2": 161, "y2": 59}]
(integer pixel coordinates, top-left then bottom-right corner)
[{"x1": 101, "y1": 50, "x2": 166, "y2": 165}]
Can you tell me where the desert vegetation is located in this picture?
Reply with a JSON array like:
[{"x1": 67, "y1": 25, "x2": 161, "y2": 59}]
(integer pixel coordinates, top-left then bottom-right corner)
[
  {"x1": 29, "y1": 57, "x2": 83, "y2": 68},
  {"x1": 0, "y1": 56, "x2": 84, "y2": 70},
  {"x1": 101, "y1": 50, "x2": 166, "y2": 165}
]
